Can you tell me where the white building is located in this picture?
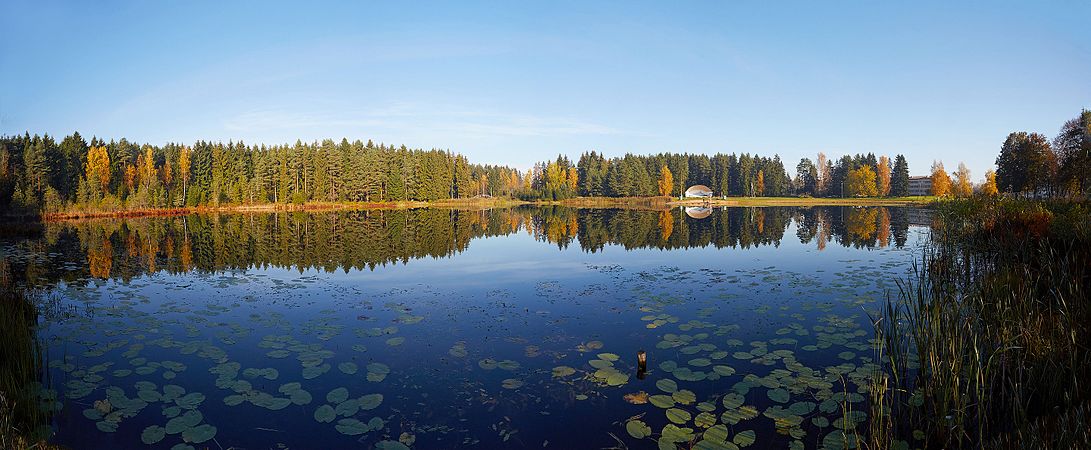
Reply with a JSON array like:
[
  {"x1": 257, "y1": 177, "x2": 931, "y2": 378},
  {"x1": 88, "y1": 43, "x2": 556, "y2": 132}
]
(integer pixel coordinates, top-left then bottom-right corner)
[
  {"x1": 908, "y1": 176, "x2": 932, "y2": 196},
  {"x1": 684, "y1": 185, "x2": 713, "y2": 198}
]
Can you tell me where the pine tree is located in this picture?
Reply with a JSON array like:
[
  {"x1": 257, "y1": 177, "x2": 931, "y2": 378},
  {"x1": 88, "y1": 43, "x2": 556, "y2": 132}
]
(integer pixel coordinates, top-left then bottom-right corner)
[{"x1": 890, "y1": 155, "x2": 910, "y2": 197}]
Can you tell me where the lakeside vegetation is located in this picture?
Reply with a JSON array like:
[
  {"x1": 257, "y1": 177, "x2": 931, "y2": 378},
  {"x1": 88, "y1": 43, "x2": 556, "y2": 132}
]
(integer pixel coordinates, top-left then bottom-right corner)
[{"x1": 864, "y1": 198, "x2": 1090, "y2": 449}]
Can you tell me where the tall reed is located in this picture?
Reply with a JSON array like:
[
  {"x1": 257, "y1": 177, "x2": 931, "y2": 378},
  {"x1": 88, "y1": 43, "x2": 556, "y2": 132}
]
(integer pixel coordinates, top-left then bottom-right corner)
[
  {"x1": 0, "y1": 260, "x2": 52, "y2": 448},
  {"x1": 867, "y1": 198, "x2": 1091, "y2": 449}
]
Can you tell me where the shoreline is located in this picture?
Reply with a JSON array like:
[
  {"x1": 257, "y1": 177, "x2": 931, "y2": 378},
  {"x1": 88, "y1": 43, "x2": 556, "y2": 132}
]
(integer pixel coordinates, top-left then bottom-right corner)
[{"x1": 16, "y1": 196, "x2": 934, "y2": 223}]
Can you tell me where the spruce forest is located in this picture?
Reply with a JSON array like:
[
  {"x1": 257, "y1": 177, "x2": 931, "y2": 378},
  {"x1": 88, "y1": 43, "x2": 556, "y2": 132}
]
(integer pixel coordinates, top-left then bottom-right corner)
[{"x1": 0, "y1": 132, "x2": 916, "y2": 214}]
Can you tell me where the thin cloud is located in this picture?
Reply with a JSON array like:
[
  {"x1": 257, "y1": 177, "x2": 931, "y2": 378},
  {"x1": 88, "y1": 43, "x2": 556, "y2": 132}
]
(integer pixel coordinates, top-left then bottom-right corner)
[{"x1": 221, "y1": 103, "x2": 650, "y2": 140}]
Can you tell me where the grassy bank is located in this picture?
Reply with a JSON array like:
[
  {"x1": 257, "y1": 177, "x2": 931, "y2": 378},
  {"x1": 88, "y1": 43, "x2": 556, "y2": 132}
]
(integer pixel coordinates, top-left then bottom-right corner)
[
  {"x1": 33, "y1": 198, "x2": 533, "y2": 222},
  {"x1": 683, "y1": 196, "x2": 936, "y2": 207},
  {"x1": 868, "y1": 198, "x2": 1090, "y2": 449},
  {"x1": 16, "y1": 195, "x2": 936, "y2": 223}
]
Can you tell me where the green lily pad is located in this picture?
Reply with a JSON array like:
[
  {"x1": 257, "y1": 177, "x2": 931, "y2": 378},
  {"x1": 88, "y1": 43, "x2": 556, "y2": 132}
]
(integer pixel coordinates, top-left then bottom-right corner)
[
  {"x1": 650, "y1": 394, "x2": 676, "y2": 409},
  {"x1": 597, "y1": 353, "x2": 620, "y2": 362},
  {"x1": 290, "y1": 390, "x2": 313, "y2": 405},
  {"x1": 302, "y1": 364, "x2": 331, "y2": 380},
  {"x1": 661, "y1": 423, "x2": 696, "y2": 443},
  {"x1": 176, "y1": 392, "x2": 205, "y2": 409},
  {"x1": 552, "y1": 366, "x2": 575, "y2": 377},
  {"x1": 733, "y1": 430, "x2": 756, "y2": 447},
  {"x1": 359, "y1": 393, "x2": 383, "y2": 410},
  {"x1": 695, "y1": 411, "x2": 717, "y2": 428},
  {"x1": 375, "y1": 440, "x2": 410, "y2": 450},
  {"x1": 672, "y1": 389, "x2": 696, "y2": 405},
  {"x1": 767, "y1": 388, "x2": 789, "y2": 404},
  {"x1": 335, "y1": 418, "x2": 371, "y2": 435},
  {"x1": 327, "y1": 387, "x2": 350, "y2": 404},
  {"x1": 335, "y1": 399, "x2": 359, "y2": 417},
  {"x1": 626, "y1": 420, "x2": 652, "y2": 439},
  {"x1": 141, "y1": 425, "x2": 166, "y2": 444},
  {"x1": 181, "y1": 424, "x2": 217, "y2": 444},
  {"x1": 588, "y1": 359, "x2": 613, "y2": 369},
  {"x1": 721, "y1": 406, "x2": 759, "y2": 424},
  {"x1": 788, "y1": 401, "x2": 816, "y2": 415},
  {"x1": 703, "y1": 424, "x2": 730, "y2": 443},
  {"x1": 667, "y1": 408, "x2": 692, "y2": 424},
  {"x1": 656, "y1": 378, "x2": 678, "y2": 393},
  {"x1": 314, "y1": 404, "x2": 336, "y2": 423},
  {"x1": 689, "y1": 358, "x2": 711, "y2": 367},
  {"x1": 712, "y1": 365, "x2": 736, "y2": 376},
  {"x1": 338, "y1": 362, "x2": 358, "y2": 374},
  {"x1": 722, "y1": 393, "x2": 744, "y2": 409},
  {"x1": 502, "y1": 378, "x2": 524, "y2": 389},
  {"x1": 223, "y1": 395, "x2": 245, "y2": 406}
]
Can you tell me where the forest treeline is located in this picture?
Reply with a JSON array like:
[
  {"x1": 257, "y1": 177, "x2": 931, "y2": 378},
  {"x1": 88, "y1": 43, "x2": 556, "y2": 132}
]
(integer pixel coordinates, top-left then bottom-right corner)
[
  {"x1": 2, "y1": 108, "x2": 1084, "y2": 215},
  {"x1": 0, "y1": 136, "x2": 524, "y2": 214},
  {"x1": 990, "y1": 109, "x2": 1091, "y2": 197},
  {"x1": 0, "y1": 131, "x2": 919, "y2": 214},
  {"x1": 525, "y1": 151, "x2": 912, "y2": 200}
]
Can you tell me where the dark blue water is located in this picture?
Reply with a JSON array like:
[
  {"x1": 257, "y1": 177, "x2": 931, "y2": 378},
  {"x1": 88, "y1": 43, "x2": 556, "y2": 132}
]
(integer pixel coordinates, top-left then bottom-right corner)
[{"x1": 5, "y1": 206, "x2": 928, "y2": 449}]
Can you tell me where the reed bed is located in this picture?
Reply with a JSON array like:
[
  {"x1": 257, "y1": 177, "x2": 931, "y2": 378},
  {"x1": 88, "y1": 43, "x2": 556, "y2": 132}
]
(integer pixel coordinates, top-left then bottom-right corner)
[{"x1": 867, "y1": 198, "x2": 1090, "y2": 449}]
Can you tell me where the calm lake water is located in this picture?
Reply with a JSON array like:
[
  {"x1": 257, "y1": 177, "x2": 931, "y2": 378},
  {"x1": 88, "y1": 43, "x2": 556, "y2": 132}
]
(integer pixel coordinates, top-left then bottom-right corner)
[{"x1": 2, "y1": 206, "x2": 930, "y2": 449}]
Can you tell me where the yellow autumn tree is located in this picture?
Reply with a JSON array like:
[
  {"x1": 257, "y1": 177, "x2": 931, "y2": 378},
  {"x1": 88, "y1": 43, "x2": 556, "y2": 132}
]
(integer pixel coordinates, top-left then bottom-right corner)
[
  {"x1": 877, "y1": 155, "x2": 892, "y2": 196},
  {"x1": 138, "y1": 146, "x2": 156, "y2": 191},
  {"x1": 178, "y1": 146, "x2": 192, "y2": 200},
  {"x1": 84, "y1": 145, "x2": 111, "y2": 194},
  {"x1": 980, "y1": 169, "x2": 999, "y2": 196},
  {"x1": 124, "y1": 165, "x2": 138, "y2": 192},
  {"x1": 846, "y1": 166, "x2": 878, "y2": 197},
  {"x1": 930, "y1": 161, "x2": 951, "y2": 196},
  {"x1": 657, "y1": 165, "x2": 674, "y2": 196},
  {"x1": 954, "y1": 162, "x2": 973, "y2": 197},
  {"x1": 755, "y1": 170, "x2": 765, "y2": 196}
]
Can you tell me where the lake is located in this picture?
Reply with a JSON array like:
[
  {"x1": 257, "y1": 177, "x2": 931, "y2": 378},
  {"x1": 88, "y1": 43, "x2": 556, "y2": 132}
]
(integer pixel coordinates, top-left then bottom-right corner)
[{"x1": 1, "y1": 206, "x2": 930, "y2": 449}]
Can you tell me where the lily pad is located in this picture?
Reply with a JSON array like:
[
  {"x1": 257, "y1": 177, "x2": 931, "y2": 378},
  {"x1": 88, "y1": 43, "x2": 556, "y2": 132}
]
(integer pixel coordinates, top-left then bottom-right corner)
[
  {"x1": 626, "y1": 420, "x2": 652, "y2": 439},
  {"x1": 359, "y1": 393, "x2": 383, "y2": 410},
  {"x1": 181, "y1": 424, "x2": 217, "y2": 444},
  {"x1": 338, "y1": 362, "x2": 358, "y2": 375},
  {"x1": 327, "y1": 387, "x2": 350, "y2": 404},
  {"x1": 650, "y1": 394, "x2": 676, "y2": 409},
  {"x1": 733, "y1": 430, "x2": 756, "y2": 447},
  {"x1": 552, "y1": 366, "x2": 575, "y2": 377},
  {"x1": 335, "y1": 418, "x2": 371, "y2": 436},
  {"x1": 667, "y1": 408, "x2": 692, "y2": 424},
  {"x1": 767, "y1": 388, "x2": 789, "y2": 404},
  {"x1": 141, "y1": 425, "x2": 166, "y2": 445},
  {"x1": 314, "y1": 404, "x2": 336, "y2": 423}
]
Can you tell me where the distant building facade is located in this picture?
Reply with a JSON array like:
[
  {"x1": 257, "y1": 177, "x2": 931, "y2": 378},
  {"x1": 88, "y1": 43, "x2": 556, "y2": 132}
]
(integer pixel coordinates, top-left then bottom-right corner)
[
  {"x1": 684, "y1": 185, "x2": 713, "y2": 198},
  {"x1": 908, "y1": 176, "x2": 932, "y2": 196}
]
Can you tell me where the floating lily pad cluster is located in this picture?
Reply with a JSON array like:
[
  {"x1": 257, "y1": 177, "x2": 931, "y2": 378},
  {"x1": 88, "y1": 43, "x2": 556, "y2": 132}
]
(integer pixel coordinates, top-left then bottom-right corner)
[{"x1": 313, "y1": 387, "x2": 385, "y2": 437}]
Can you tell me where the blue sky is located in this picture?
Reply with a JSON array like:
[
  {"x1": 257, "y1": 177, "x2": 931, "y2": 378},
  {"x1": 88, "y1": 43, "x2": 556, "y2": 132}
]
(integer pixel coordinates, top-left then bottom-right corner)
[{"x1": 2, "y1": 1, "x2": 1088, "y2": 179}]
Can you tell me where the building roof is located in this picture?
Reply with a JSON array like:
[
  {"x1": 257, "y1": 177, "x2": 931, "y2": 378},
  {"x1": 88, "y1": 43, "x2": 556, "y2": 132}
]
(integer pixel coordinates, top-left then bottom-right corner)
[
  {"x1": 684, "y1": 185, "x2": 713, "y2": 197},
  {"x1": 908, "y1": 176, "x2": 931, "y2": 181}
]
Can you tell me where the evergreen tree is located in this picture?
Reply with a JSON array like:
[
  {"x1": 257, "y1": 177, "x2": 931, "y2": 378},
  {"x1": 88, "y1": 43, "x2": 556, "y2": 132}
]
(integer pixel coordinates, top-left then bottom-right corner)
[{"x1": 891, "y1": 154, "x2": 910, "y2": 196}]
